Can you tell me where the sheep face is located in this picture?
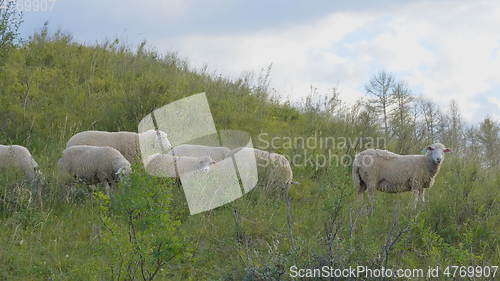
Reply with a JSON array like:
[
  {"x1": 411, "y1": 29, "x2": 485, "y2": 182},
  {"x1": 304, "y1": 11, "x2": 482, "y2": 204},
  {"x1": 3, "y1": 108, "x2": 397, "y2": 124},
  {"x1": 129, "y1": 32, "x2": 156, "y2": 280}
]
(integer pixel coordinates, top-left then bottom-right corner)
[
  {"x1": 154, "y1": 131, "x2": 172, "y2": 151},
  {"x1": 34, "y1": 166, "x2": 43, "y2": 182},
  {"x1": 198, "y1": 156, "x2": 215, "y2": 173},
  {"x1": 425, "y1": 143, "x2": 451, "y2": 165},
  {"x1": 116, "y1": 166, "x2": 132, "y2": 180},
  {"x1": 142, "y1": 130, "x2": 172, "y2": 153}
]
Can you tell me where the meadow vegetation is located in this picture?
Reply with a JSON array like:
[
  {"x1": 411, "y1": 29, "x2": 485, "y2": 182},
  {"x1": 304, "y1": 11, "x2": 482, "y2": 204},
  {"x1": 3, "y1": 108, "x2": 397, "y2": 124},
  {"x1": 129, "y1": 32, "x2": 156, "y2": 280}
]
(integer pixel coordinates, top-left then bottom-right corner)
[{"x1": 0, "y1": 17, "x2": 499, "y2": 281}]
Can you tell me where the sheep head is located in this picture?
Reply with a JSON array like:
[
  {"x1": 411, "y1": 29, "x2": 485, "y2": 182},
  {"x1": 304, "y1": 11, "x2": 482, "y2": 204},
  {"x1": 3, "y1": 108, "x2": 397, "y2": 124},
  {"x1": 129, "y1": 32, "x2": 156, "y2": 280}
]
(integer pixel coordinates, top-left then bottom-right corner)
[
  {"x1": 116, "y1": 166, "x2": 132, "y2": 180},
  {"x1": 198, "y1": 156, "x2": 215, "y2": 173},
  {"x1": 425, "y1": 143, "x2": 451, "y2": 165}
]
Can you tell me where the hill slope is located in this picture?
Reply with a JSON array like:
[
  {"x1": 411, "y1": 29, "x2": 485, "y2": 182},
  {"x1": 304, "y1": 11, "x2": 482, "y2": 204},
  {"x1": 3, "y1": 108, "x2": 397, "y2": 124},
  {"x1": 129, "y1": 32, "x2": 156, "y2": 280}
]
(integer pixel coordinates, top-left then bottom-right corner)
[{"x1": 0, "y1": 30, "x2": 498, "y2": 280}]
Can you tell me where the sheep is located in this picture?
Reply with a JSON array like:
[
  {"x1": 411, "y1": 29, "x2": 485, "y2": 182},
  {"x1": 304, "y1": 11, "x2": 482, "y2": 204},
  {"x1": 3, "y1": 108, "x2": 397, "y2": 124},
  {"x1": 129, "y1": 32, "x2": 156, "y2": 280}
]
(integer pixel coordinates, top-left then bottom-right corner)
[
  {"x1": 144, "y1": 153, "x2": 215, "y2": 178},
  {"x1": 66, "y1": 129, "x2": 171, "y2": 163},
  {"x1": 226, "y1": 147, "x2": 295, "y2": 195},
  {"x1": 352, "y1": 143, "x2": 450, "y2": 208},
  {"x1": 58, "y1": 145, "x2": 132, "y2": 196},
  {"x1": 167, "y1": 144, "x2": 230, "y2": 162},
  {"x1": 0, "y1": 145, "x2": 43, "y2": 200}
]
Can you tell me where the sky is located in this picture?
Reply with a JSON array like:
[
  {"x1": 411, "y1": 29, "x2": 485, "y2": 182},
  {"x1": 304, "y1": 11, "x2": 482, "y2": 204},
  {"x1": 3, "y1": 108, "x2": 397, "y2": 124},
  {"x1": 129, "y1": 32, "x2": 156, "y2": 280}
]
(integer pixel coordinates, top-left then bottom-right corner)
[{"x1": 16, "y1": 0, "x2": 500, "y2": 123}]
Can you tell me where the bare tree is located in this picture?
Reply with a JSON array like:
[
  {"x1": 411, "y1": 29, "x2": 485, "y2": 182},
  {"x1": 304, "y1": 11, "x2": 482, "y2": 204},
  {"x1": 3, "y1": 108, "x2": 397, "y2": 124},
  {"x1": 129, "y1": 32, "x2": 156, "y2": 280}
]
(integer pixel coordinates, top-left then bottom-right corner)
[
  {"x1": 365, "y1": 71, "x2": 395, "y2": 137},
  {"x1": 439, "y1": 100, "x2": 464, "y2": 152},
  {"x1": 380, "y1": 213, "x2": 412, "y2": 268},
  {"x1": 390, "y1": 81, "x2": 415, "y2": 153},
  {"x1": 478, "y1": 117, "x2": 499, "y2": 167},
  {"x1": 419, "y1": 99, "x2": 440, "y2": 143},
  {"x1": 449, "y1": 101, "x2": 463, "y2": 139},
  {"x1": 464, "y1": 126, "x2": 482, "y2": 162}
]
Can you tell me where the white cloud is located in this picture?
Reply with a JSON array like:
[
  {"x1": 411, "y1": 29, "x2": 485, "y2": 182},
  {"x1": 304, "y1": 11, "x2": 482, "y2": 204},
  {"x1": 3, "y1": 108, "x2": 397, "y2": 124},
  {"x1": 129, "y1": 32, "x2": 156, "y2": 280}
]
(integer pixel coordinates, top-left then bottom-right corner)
[
  {"x1": 152, "y1": 12, "x2": 375, "y2": 104},
  {"x1": 391, "y1": 0, "x2": 500, "y2": 121},
  {"x1": 488, "y1": 97, "x2": 500, "y2": 108},
  {"x1": 151, "y1": 0, "x2": 500, "y2": 122},
  {"x1": 487, "y1": 97, "x2": 500, "y2": 120}
]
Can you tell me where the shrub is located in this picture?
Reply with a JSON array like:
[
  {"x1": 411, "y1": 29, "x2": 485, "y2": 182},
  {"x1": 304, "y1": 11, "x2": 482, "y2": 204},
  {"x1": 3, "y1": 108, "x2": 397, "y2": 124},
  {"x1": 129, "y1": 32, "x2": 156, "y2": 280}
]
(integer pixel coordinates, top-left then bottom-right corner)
[{"x1": 96, "y1": 169, "x2": 191, "y2": 281}]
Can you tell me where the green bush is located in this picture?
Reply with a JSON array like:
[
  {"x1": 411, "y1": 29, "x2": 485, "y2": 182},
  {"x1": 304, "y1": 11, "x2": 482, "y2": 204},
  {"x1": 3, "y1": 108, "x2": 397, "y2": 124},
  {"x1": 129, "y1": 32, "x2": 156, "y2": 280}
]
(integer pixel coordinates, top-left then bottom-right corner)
[
  {"x1": 0, "y1": 28, "x2": 498, "y2": 280},
  {"x1": 95, "y1": 169, "x2": 191, "y2": 281}
]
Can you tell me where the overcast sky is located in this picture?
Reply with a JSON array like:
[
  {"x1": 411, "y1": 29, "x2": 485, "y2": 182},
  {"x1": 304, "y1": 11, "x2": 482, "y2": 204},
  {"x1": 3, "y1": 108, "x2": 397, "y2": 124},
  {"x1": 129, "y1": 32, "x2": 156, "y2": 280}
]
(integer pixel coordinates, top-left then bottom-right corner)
[{"x1": 19, "y1": 0, "x2": 500, "y2": 123}]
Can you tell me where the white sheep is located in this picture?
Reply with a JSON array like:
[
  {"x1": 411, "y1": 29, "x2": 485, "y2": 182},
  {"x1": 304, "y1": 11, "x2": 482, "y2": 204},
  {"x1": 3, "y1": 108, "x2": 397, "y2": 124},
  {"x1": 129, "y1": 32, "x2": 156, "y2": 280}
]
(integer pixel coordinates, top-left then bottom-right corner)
[
  {"x1": 58, "y1": 145, "x2": 132, "y2": 195},
  {"x1": 167, "y1": 144, "x2": 230, "y2": 162},
  {"x1": 144, "y1": 153, "x2": 215, "y2": 178},
  {"x1": 227, "y1": 147, "x2": 295, "y2": 195},
  {"x1": 66, "y1": 130, "x2": 171, "y2": 163},
  {"x1": 0, "y1": 145, "x2": 42, "y2": 198},
  {"x1": 352, "y1": 143, "x2": 450, "y2": 207}
]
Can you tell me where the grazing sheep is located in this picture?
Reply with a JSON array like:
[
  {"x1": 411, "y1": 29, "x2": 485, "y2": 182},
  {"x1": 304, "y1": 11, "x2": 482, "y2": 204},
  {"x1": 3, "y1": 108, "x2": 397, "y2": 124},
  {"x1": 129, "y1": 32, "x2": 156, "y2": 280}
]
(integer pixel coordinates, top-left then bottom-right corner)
[
  {"x1": 227, "y1": 147, "x2": 295, "y2": 195},
  {"x1": 168, "y1": 144, "x2": 230, "y2": 162},
  {"x1": 58, "y1": 145, "x2": 132, "y2": 195},
  {"x1": 352, "y1": 143, "x2": 450, "y2": 207},
  {"x1": 66, "y1": 130, "x2": 171, "y2": 163},
  {"x1": 0, "y1": 145, "x2": 42, "y2": 198},
  {"x1": 144, "y1": 153, "x2": 215, "y2": 178}
]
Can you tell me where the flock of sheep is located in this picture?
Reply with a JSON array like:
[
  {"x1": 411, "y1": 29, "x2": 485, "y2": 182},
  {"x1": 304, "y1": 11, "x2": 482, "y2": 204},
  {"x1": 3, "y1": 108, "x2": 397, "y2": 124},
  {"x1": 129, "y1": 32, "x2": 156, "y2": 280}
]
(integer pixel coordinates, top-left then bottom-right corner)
[
  {"x1": 0, "y1": 129, "x2": 297, "y2": 198},
  {"x1": 0, "y1": 127, "x2": 450, "y2": 207}
]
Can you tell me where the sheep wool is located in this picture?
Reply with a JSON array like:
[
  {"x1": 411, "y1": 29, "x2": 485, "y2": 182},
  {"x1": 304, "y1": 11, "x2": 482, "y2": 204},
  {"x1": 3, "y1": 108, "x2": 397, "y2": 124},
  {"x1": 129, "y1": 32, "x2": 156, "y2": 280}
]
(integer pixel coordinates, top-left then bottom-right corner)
[
  {"x1": 227, "y1": 147, "x2": 294, "y2": 195},
  {"x1": 66, "y1": 130, "x2": 171, "y2": 163},
  {"x1": 168, "y1": 144, "x2": 230, "y2": 162},
  {"x1": 352, "y1": 143, "x2": 450, "y2": 206},
  {"x1": 144, "y1": 153, "x2": 214, "y2": 178},
  {"x1": 0, "y1": 145, "x2": 40, "y2": 185},
  {"x1": 58, "y1": 145, "x2": 131, "y2": 194}
]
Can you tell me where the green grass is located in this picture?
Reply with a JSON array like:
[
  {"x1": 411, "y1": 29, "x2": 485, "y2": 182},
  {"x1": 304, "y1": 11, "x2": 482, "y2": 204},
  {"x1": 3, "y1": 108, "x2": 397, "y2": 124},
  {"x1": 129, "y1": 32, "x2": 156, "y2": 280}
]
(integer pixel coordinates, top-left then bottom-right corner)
[{"x1": 0, "y1": 29, "x2": 498, "y2": 280}]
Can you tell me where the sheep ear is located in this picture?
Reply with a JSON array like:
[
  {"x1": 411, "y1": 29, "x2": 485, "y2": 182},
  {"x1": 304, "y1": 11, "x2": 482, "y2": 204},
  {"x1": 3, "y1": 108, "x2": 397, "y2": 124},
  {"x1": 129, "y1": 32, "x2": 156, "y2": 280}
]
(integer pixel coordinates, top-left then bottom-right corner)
[
  {"x1": 444, "y1": 148, "x2": 451, "y2": 153},
  {"x1": 422, "y1": 146, "x2": 432, "y2": 153},
  {"x1": 427, "y1": 146, "x2": 434, "y2": 151}
]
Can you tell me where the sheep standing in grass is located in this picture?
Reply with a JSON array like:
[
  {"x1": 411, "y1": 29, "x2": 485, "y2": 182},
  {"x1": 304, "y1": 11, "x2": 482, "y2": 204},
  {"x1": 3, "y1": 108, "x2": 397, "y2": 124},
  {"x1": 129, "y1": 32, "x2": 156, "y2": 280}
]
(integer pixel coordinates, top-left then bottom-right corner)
[
  {"x1": 168, "y1": 144, "x2": 230, "y2": 162},
  {"x1": 58, "y1": 145, "x2": 131, "y2": 195},
  {"x1": 144, "y1": 153, "x2": 215, "y2": 178},
  {"x1": 0, "y1": 145, "x2": 42, "y2": 199},
  {"x1": 66, "y1": 130, "x2": 171, "y2": 163},
  {"x1": 352, "y1": 143, "x2": 450, "y2": 207},
  {"x1": 227, "y1": 147, "x2": 295, "y2": 195}
]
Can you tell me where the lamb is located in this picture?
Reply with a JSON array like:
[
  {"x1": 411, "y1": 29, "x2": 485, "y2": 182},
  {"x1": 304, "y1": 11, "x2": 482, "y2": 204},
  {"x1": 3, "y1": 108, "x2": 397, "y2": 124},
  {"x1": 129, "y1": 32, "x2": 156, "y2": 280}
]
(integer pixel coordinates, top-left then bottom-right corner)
[
  {"x1": 58, "y1": 145, "x2": 132, "y2": 195},
  {"x1": 226, "y1": 147, "x2": 295, "y2": 195},
  {"x1": 144, "y1": 153, "x2": 215, "y2": 178},
  {"x1": 66, "y1": 130, "x2": 171, "y2": 163},
  {"x1": 167, "y1": 144, "x2": 230, "y2": 162},
  {"x1": 0, "y1": 145, "x2": 42, "y2": 198},
  {"x1": 352, "y1": 143, "x2": 450, "y2": 207}
]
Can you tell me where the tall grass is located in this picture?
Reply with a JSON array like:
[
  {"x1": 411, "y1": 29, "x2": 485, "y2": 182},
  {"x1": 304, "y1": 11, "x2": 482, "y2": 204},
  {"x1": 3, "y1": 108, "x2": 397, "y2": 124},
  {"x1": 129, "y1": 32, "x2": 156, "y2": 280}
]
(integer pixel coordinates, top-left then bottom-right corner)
[{"x1": 0, "y1": 29, "x2": 498, "y2": 280}]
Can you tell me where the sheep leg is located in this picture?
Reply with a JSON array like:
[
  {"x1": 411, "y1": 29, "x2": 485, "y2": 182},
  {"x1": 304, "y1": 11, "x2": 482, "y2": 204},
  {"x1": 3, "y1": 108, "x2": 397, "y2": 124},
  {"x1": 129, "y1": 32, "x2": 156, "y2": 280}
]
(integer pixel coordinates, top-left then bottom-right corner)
[
  {"x1": 366, "y1": 183, "x2": 376, "y2": 214},
  {"x1": 65, "y1": 183, "x2": 75, "y2": 204},
  {"x1": 30, "y1": 181, "x2": 38, "y2": 205},
  {"x1": 420, "y1": 189, "x2": 426, "y2": 203},
  {"x1": 356, "y1": 188, "x2": 365, "y2": 201},
  {"x1": 353, "y1": 166, "x2": 366, "y2": 201},
  {"x1": 103, "y1": 181, "x2": 111, "y2": 198},
  {"x1": 412, "y1": 189, "x2": 419, "y2": 209},
  {"x1": 409, "y1": 178, "x2": 423, "y2": 209}
]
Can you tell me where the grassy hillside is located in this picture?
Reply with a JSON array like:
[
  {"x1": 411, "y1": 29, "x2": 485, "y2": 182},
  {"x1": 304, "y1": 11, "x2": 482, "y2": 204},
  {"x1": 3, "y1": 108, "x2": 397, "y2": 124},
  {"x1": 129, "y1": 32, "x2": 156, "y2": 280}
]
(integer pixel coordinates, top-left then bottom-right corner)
[{"x1": 0, "y1": 28, "x2": 499, "y2": 280}]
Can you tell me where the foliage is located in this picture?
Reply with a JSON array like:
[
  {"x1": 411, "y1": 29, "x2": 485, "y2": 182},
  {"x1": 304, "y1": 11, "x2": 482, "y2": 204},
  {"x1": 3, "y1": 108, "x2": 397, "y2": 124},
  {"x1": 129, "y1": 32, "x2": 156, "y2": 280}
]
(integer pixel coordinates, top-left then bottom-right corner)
[
  {"x1": 0, "y1": 0, "x2": 22, "y2": 63},
  {"x1": 0, "y1": 27, "x2": 498, "y2": 280},
  {"x1": 96, "y1": 169, "x2": 190, "y2": 281}
]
